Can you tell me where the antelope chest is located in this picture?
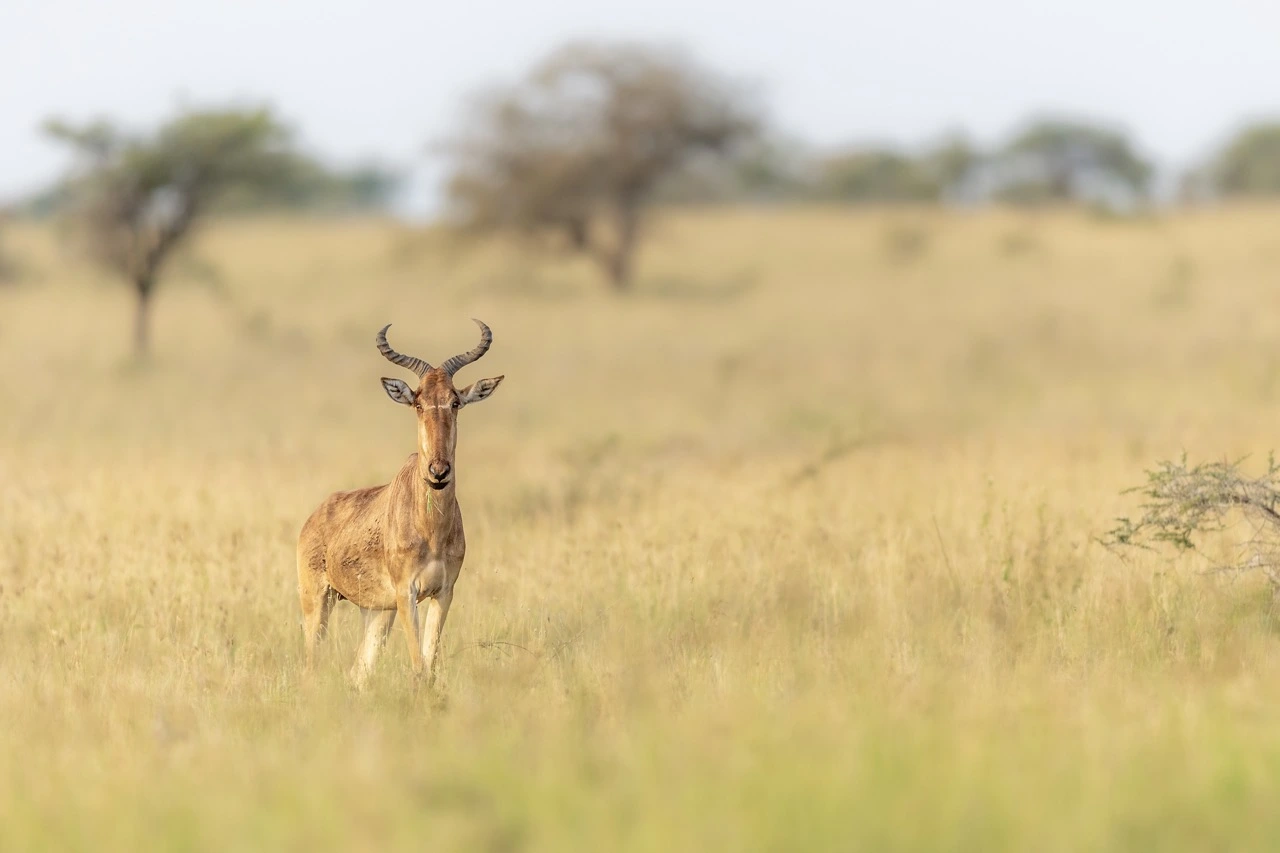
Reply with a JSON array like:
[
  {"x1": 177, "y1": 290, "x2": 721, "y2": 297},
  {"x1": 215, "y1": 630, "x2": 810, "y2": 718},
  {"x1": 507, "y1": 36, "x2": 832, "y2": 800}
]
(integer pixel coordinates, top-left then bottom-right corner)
[{"x1": 407, "y1": 556, "x2": 461, "y2": 602}]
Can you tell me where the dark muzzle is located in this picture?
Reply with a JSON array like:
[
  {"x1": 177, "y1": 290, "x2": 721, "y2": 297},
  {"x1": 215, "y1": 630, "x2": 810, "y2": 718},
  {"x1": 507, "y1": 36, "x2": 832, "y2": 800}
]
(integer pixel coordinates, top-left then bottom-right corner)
[{"x1": 426, "y1": 460, "x2": 452, "y2": 489}]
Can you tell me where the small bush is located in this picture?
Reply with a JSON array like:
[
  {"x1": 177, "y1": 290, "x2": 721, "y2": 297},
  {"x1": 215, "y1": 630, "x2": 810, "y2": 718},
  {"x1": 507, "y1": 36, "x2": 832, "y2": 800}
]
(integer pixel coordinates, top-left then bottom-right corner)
[{"x1": 1103, "y1": 453, "x2": 1280, "y2": 589}]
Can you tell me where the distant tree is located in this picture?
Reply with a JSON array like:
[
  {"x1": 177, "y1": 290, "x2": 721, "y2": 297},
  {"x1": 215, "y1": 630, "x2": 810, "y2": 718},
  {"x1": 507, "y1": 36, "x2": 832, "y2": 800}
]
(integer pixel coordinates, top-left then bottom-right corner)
[
  {"x1": 221, "y1": 158, "x2": 402, "y2": 212},
  {"x1": 31, "y1": 150, "x2": 401, "y2": 218},
  {"x1": 646, "y1": 136, "x2": 815, "y2": 205},
  {"x1": 995, "y1": 119, "x2": 1152, "y2": 205},
  {"x1": 0, "y1": 209, "x2": 16, "y2": 284},
  {"x1": 45, "y1": 108, "x2": 304, "y2": 355},
  {"x1": 920, "y1": 133, "x2": 980, "y2": 200},
  {"x1": 728, "y1": 136, "x2": 815, "y2": 201},
  {"x1": 331, "y1": 164, "x2": 402, "y2": 210},
  {"x1": 1208, "y1": 122, "x2": 1280, "y2": 196},
  {"x1": 808, "y1": 133, "x2": 980, "y2": 205},
  {"x1": 815, "y1": 148, "x2": 939, "y2": 203},
  {"x1": 442, "y1": 41, "x2": 758, "y2": 290},
  {"x1": 1176, "y1": 166, "x2": 1215, "y2": 205},
  {"x1": 17, "y1": 185, "x2": 71, "y2": 218}
]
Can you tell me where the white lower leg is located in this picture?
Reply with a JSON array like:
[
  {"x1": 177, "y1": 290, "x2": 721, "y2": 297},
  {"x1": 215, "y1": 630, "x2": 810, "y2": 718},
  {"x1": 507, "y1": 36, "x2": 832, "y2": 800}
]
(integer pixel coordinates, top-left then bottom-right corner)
[
  {"x1": 419, "y1": 590, "x2": 454, "y2": 685},
  {"x1": 350, "y1": 608, "x2": 395, "y2": 688}
]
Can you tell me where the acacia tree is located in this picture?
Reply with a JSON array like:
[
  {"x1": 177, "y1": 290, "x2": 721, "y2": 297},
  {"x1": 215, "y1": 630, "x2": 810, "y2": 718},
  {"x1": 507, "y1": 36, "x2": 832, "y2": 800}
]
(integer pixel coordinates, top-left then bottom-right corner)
[
  {"x1": 1103, "y1": 454, "x2": 1280, "y2": 592},
  {"x1": 815, "y1": 149, "x2": 940, "y2": 202},
  {"x1": 0, "y1": 209, "x2": 15, "y2": 285},
  {"x1": 45, "y1": 108, "x2": 302, "y2": 355},
  {"x1": 442, "y1": 41, "x2": 758, "y2": 291},
  {"x1": 1207, "y1": 122, "x2": 1280, "y2": 196},
  {"x1": 995, "y1": 119, "x2": 1152, "y2": 204}
]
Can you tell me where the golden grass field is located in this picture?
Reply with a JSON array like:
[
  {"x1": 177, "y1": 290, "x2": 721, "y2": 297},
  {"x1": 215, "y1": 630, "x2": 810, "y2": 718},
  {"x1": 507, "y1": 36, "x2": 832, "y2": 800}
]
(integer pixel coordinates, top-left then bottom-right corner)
[{"x1": 5, "y1": 205, "x2": 1280, "y2": 850}]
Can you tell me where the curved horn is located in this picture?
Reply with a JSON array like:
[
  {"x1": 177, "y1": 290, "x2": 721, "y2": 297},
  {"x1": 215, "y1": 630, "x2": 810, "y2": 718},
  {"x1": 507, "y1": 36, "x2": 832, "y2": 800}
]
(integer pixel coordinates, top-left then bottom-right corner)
[
  {"x1": 440, "y1": 319, "x2": 493, "y2": 377},
  {"x1": 375, "y1": 324, "x2": 432, "y2": 377}
]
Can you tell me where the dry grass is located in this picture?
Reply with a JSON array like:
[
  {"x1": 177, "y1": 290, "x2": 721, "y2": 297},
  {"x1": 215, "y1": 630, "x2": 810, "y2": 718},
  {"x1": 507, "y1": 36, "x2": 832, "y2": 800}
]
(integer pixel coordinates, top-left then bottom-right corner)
[{"x1": 5, "y1": 205, "x2": 1280, "y2": 850}]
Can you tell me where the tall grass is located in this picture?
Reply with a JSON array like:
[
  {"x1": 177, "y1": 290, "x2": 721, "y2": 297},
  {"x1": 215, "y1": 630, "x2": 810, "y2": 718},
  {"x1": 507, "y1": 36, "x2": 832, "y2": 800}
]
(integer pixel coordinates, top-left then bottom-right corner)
[{"x1": 4, "y1": 207, "x2": 1280, "y2": 850}]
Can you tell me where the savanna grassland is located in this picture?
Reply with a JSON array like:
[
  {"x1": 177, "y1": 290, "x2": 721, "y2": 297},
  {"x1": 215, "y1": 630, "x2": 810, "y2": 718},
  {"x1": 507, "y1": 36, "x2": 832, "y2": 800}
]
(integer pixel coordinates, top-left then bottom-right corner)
[{"x1": 5, "y1": 206, "x2": 1280, "y2": 850}]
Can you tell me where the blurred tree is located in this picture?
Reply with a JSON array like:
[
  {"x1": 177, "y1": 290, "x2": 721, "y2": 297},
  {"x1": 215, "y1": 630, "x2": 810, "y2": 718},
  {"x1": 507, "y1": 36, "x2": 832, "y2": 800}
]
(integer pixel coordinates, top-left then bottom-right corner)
[
  {"x1": 29, "y1": 152, "x2": 400, "y2": 218},
  {"x1": 920, "y1": 133, "x2": 980, "y2": 199},
  {"x1": 815, "y1": 148, "x2": 939, "y2": 203},
  {"x1": 1176, "y1": 165, "x2": 1214, "y2": 205},
  {"x1": 808, "y1": 134, "x2": 978, "y2": 204},
  {"x1": 45, "y1": 108, "x2": 306, "y2": 355},
  {"x1": 994, "y1": 119, "x2": 1152, "y2": 204},
  {"x1": 332, "y1": 164, "x2": 402, "y2": 210},
  {"x1": 0, "y1": 208, "x2": 16, "y2": 285},
  {"x1": 1208, "y1": 122, "x2": 1280, "y2": 196},
  {"x1": 217, "y1": 158, "x2": 402, "y2": 212},
  {"x1": 644, "y1": 137, "x2": 814, "y2": 205},
  {"x1": 442, "y1": 41, "x2": 758, "y2": 290},
  {"x1": 727, "y1": 136, "x2": 815, "y2": 201}
]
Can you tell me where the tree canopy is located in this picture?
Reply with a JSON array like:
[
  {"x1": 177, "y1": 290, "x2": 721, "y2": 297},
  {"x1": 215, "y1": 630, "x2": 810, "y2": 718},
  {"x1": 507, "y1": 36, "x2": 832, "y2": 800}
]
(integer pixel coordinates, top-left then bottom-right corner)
[
  {"x1": 441, "y1": 41, "x2": 759, "y2": 290},
  {"x1": 45, "y1": 106, "x2": 357, "y2": 355},
  {"x1": 1208, "y1": 122, "x2": 1280, "y2": 196},
  {"x1": 993, "y1": 119, "x2": 1153, "y2": 205},
  {"x1": 813, "y1": 135, "x2": 978, "y2": 204}
]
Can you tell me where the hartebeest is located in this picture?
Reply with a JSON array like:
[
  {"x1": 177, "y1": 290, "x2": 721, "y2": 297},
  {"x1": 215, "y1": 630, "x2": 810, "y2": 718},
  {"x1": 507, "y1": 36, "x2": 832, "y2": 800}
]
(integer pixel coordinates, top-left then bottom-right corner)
[{"x1": 297, "y1": 320, "x2": 504, "y2": 687}]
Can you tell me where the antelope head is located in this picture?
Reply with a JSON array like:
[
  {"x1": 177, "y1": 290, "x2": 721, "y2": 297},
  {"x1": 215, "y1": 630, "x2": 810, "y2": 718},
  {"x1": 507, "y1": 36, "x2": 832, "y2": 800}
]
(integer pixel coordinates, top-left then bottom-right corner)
[{"x1": 376, "y1": 319, "x2": 505, "y2": 490}]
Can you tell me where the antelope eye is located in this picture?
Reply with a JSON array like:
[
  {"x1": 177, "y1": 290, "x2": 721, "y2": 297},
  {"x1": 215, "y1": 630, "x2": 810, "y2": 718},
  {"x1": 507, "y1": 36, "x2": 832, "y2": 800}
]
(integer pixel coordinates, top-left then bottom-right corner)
[{"x1": 451, "y1": 400, "x2": 460, "y2": 410}]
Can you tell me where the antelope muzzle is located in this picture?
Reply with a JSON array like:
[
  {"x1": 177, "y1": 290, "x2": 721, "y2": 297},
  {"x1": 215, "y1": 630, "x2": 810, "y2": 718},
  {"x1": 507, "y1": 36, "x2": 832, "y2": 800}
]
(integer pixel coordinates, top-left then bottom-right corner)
[{"x1": 426, "y1": 460, "x2": 452, "y2": 490}]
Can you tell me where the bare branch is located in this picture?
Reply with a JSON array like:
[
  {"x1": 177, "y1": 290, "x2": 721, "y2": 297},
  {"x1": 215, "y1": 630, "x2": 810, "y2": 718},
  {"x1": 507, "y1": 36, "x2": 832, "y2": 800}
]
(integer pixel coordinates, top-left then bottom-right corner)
[{"x1": 1102, "y1": 452, "x2": 1280, "y2": 589}]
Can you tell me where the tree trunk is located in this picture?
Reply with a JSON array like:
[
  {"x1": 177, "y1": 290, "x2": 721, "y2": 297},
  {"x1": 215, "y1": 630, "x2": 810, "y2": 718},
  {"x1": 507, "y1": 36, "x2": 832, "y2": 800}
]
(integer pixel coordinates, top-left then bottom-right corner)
[
  {"x1": 133, "y1": 280, "x2": 153, "y2": 357},
  {"x1": 604, "y1": 246, "x2": 633, "y2": 291},
  {"x1": 603, "y1": 205, "x2": 639, "y2": 292},
  {"x1": 1048, "y1": 162, "x2": 1073, "y2": 202}
]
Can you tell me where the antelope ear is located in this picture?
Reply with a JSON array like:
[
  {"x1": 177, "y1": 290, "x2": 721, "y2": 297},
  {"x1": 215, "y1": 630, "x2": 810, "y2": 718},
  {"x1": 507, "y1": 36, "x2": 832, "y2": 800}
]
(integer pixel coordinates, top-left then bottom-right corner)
[
  {"x1": 458, "y1": 375, "x2": 504, "y2": 407},
  {"x1": 381, "y1": 377, "x2": 416, "y2": 406}
]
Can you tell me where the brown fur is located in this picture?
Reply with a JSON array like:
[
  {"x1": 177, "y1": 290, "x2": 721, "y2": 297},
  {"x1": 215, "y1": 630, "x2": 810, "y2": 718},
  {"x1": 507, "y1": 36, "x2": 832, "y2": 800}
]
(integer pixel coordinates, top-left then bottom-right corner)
[{"x1": 297, "y1": 362, "x2": 503, "y2": 688}]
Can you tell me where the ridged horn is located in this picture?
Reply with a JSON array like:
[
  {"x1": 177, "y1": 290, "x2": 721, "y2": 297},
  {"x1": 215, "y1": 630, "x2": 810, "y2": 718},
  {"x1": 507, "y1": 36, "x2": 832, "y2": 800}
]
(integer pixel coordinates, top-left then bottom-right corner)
[
  {"x1": 375, "y1": 324, "x2": 432, "y2": 377},
  {"x1": 440, "y1": 319, "x2": 493, "y2": 377}
]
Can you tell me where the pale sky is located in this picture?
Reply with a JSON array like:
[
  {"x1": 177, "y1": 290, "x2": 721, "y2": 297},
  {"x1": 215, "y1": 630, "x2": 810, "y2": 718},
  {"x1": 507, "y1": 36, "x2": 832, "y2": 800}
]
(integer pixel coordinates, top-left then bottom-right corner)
[{"x1": 5, "y1": 0, "x2": 1280, "y2": 214}]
